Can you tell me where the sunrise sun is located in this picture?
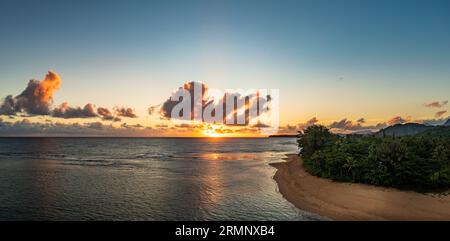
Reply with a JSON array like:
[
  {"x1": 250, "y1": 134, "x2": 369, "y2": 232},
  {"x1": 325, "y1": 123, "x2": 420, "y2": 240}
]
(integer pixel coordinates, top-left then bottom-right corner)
[{"x1": 203, "y1": 125, "x2": 227, "y2": 138}]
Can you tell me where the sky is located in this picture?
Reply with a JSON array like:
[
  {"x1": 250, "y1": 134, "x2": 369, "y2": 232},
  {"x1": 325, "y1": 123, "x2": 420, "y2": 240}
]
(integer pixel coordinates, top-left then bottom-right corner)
[{"x1": 0, "y1": 0, "x2": 449, "y2": 136}]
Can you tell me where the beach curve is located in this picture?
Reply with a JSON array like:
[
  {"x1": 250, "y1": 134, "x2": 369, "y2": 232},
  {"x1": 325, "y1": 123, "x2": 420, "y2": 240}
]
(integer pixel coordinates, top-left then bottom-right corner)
[{"x1": 271, "y1": 154, "x2": 450, "y2": 221}]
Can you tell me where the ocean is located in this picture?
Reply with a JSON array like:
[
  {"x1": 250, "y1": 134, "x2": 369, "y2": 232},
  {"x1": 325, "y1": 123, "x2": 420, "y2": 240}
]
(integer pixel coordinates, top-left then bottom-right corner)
[{"x1": 0, "y1": 137, "x2": 320, "y2": 220}]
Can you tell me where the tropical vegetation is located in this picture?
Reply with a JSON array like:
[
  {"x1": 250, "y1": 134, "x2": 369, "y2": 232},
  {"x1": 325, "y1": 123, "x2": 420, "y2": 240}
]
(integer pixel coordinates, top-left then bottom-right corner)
[{"x1": 298, "y1": 125, "x2": 450, "y2": 190}]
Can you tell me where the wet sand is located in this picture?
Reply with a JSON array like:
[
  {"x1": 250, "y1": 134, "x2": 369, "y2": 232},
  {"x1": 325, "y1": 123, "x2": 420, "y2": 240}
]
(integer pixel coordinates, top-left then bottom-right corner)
[{"x1": 271, "y1": 154, "x2": 450, "y2": 220}]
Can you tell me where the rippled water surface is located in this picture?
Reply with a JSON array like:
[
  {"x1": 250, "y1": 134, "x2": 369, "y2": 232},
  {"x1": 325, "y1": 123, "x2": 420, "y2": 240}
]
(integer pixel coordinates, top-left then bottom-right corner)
[{"x1": 0, "y1": 137, "x2": 320, "y2": 220}]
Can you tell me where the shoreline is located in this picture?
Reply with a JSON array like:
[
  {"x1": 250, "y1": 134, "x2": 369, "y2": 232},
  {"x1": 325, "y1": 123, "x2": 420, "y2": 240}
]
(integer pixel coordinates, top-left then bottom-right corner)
[{"x1": 271, "y1": 154, "x2": 450, "y2": 221}]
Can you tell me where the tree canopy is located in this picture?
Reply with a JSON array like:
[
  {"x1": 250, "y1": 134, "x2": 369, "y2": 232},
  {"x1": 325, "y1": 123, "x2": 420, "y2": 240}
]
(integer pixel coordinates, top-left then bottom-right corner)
[{"x1": 298, "y1": 125, "x2": 450, "y2": 190}]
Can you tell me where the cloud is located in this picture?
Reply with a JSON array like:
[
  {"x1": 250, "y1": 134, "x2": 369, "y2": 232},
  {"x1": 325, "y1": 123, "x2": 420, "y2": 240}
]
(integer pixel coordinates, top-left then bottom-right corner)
[
  {"x1": 0, "y1": 119, "x2": 168, "y2": 137},
  {"x1": 0, "y1": 71, "x2": 61, "y2": 115},
  {"x1": 0, "y1": 71, "x2": 137, "y2": 123},
  {"x1": 327, "y1": 118, "x2": 379, "y2": 132},
  {"x1": 97, "y1": 107, "x2": 112, "y2": 118},
  {"x1": 152, "y1": 81, "x2": 269, "y2": 126},
  {"x1": 435, "y1": 110, "x2": 447, "y2": 118},
  {"x1": 329, "y1": 118, "x2": 354, "y2": 129},
  {"x1": 282, "y1": 124, "x2": 297, "y2": 131},
  {"x1": 86, "y1": 121, "x2": 104, "y2": 130},
  {"x1": 0, "y1": 96, "x2": 16, "y2": 115},
  {"x1": 132, "y1": 124, "x2": 144, "y2": 128},
  {"x1": 174, "y1": 123, "x2": 204, "y2": 129},
  {"x1": 114, "y1": 107, "x2": 138, "y2": 118},
  {"x1": 416, "y1": 117, "x2": 448, "y2": 126},
  {"x1": 277, "y1": 117, "x2": 319, "y2": 134},
  {"x1": 425, "y1": 100, "x2": 448, "y2": 108},
  {"x1": 97, "y1": 107, "x2": 121, "y2": 122},
  {"x1": 298, "y1": 117, "x2": 319, "y2": 129},
  {"x1": 233, "y1": 127, "x2": 261, "y2": 134},
  {"x1": 252, "y1": 122, "x2": 271, "y2": 128},
  {"x1": 212, "y1": 127, "x2": 233, "y2": 134},
  {"x1": 148, "y1": 104, "x2": 160, "y2": 115},
  {"x1": 325, "y1": 117, "x2": 392, "y2": 133},
  {"x1": 158, "y1": 81, "x2": 208, "y2": 120},
  {"x1": 348, "y1": 116, "x2": 411, "y2": 131},
  {"x1": 52, "y1": 102, "x2": 98, "y2": 119},
  {"x1": 325, "y1": 115, "x2": 449, "y2": 133},
  {"x1": 387, "y1": 116, "x2": 410, "y2": 126},
  {"x1": 374, "y1": 122, "x2": 388, "y2": 128}
]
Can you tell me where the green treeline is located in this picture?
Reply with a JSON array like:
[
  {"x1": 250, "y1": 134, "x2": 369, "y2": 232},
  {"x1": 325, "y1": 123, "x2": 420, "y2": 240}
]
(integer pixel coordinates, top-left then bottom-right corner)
[{"x1": 298, "y1": 125, "x2": 450, "y2": 190}]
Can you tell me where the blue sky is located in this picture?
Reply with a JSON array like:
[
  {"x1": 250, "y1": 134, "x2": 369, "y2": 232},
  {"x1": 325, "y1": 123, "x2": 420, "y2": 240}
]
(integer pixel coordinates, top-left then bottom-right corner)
[{"x1": 0, "y1": 0, "x2": 449, "y2": 127}]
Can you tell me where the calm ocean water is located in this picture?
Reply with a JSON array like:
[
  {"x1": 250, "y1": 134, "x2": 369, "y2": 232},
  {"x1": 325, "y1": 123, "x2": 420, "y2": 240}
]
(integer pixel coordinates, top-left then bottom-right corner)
[{"x1": 0, "y1": 137, "x2": 321, "y2": 220}]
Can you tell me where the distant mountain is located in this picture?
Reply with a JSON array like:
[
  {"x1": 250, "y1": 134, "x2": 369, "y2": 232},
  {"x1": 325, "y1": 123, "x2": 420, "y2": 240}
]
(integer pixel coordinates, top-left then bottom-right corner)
[
  {"x1": 444, "y1": 119, "x2": 450, "y2": 126},
  {"x1": 376, "y1": 123, "x2": 433, "y2": 137}
]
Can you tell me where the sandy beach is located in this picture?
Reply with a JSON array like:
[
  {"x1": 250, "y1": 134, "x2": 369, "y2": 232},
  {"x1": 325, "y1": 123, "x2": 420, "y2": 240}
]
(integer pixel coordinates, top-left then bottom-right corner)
[{"x1": 271, "y1": 154, "x2": 450, "y2": 221}]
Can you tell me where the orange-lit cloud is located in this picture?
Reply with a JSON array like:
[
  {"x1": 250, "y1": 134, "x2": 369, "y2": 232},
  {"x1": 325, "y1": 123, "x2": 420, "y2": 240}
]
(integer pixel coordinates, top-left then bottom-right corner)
[
  {"x1": 0, "y1": 71, "x2": 61, "y2": 115},
  {"x1": 34, "y1": 71, "x2": 61, "y2": 104},
  {"x1": 435, "y1": 110, "x2": 447, "y2": 118},
  {"x1": 0, "y1": 71, "x2": 136, "y2": 123},
  {"x1": 387, "y1": 116, "x2": 410, "y2": 126}
]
